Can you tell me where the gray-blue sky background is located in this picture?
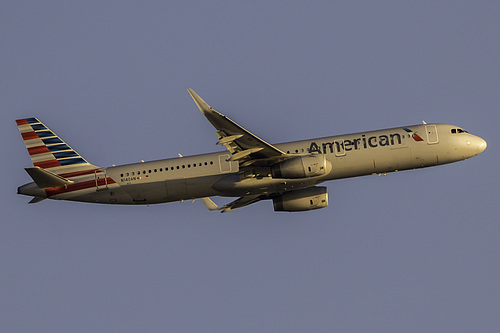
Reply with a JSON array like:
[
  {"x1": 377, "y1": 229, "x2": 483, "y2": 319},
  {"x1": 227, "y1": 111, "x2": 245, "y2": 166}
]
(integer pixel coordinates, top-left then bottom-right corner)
[{"x1": 1, "y1": 1, "x2": 499, "y2": 332}]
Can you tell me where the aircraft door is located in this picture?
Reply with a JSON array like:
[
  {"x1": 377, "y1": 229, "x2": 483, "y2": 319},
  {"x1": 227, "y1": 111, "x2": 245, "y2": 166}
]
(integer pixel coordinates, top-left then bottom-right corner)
[
  {"x1": 426, "y1": 125, "x2": 439, "y2": 144},
  {"x1": 95, "y1": 169, "x2": 108, "y2": 191},
  {"x1": 219, "y1": 154, "x2": 233, "y2": 172}
]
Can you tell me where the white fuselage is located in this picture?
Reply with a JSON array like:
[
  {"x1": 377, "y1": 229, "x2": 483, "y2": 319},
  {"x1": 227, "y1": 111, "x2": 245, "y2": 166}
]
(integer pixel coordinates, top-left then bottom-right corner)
[{"x1": 18, "y1": 123, "x2": 485, "y2": 205}]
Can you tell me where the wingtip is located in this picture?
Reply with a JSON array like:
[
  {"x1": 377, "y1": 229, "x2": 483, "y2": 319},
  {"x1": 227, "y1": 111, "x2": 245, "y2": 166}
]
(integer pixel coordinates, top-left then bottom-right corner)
[
  {"x1": 201, "y1": 197, "x2": 221, "y2": 211},
  {"x1": 187, "y1": 88, "x2": 211, "y2": 114}
]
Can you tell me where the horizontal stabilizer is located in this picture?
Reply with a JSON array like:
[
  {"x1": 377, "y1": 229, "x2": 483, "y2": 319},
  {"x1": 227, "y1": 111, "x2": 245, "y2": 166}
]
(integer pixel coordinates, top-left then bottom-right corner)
[
  {"x1": 29, "y1": 196, "x2": 47, "y2": 204},
  {"x1": 25, "y1": 166, "x2": 74, "y2": 188}
]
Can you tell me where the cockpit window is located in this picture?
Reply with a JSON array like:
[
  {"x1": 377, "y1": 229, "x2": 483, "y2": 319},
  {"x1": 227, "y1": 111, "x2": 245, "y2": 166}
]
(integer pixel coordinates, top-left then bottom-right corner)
[{"x1": 451, "y1": 128, "x2": 468, "y2": 134}]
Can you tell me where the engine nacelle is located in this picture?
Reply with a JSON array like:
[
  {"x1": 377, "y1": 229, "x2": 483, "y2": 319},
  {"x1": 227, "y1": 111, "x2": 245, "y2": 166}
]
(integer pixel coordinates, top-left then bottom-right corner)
[
  {"x1": 271, "y1": 155, "x2": 330, "y2": 179},
  {"x1": 273, "y1": 186, "x2": 328, "y2": 212}
]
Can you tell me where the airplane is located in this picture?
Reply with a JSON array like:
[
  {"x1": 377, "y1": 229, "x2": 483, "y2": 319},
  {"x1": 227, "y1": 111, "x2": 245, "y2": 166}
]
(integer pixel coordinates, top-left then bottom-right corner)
[{"x1": 16, "y1": 89, "x2": 487, "y2": 212}]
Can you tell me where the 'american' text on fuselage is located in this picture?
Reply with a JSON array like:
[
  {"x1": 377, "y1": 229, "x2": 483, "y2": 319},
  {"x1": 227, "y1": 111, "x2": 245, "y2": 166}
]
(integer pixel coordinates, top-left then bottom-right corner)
[{"x1": 309, "y1": 132, "x2": 404, "y2": 155}]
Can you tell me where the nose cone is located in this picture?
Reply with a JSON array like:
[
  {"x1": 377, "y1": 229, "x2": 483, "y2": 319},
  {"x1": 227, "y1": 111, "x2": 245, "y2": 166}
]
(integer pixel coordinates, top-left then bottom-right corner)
[
  {"x1": 462, "y1": 135, "x2": 487, "y2": 159},
  {"x1": 477, "y1": 137, "x2": 487, "y2": 154}
]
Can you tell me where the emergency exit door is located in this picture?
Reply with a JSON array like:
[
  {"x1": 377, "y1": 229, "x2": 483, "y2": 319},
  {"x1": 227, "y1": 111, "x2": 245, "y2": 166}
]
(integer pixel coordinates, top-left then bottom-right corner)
[{"x1": 425, "y1": 125, "x2": 439, "y2": 144}]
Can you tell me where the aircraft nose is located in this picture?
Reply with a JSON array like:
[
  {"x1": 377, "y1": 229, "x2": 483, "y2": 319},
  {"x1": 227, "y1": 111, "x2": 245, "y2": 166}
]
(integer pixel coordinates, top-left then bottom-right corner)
[{"x1": 477, "y1": 137, "x2": 487, "y2": 154}]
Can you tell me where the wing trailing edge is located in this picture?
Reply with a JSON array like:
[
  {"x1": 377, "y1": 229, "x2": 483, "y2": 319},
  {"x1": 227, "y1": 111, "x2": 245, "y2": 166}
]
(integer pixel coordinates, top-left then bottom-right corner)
[{"x1": 187, "y1": 89, "x2": 286, "y2": 166}]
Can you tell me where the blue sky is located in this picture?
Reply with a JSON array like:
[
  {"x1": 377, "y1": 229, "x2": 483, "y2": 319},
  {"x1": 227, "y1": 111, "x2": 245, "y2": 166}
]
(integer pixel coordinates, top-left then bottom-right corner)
[{"x1": 1, "y1": 1, "x2": 499, "y2": 332}]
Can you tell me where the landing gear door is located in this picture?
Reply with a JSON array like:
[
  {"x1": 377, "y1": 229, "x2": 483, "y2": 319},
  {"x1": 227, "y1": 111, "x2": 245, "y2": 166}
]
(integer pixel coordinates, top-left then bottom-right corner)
[{"x1": 95, "y1": 169, "x2": 108, "y2": 191}]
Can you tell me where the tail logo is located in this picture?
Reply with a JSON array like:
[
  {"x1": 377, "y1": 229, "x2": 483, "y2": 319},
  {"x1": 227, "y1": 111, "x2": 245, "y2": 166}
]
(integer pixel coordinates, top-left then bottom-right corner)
[{"x1": 16, "y1": 117, "x2": 95, "y2": 172}]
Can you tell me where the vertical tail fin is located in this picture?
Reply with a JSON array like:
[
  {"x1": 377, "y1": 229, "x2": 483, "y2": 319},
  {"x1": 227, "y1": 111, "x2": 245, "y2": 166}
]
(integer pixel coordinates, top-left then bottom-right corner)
[{"x1": 16, "y1": 117, "x2": 100, "y2": 177}]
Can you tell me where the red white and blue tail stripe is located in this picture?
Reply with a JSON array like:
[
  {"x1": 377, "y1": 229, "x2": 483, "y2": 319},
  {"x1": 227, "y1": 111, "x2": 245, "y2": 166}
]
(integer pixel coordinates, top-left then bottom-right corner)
[{"x1": 16, "y1": 117, "x2": 100, "y2": 177}]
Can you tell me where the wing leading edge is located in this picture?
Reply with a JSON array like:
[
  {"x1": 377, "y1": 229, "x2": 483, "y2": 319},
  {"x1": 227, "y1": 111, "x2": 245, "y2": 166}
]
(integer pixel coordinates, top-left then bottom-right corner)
[
  {"x1": 187, "y1": 89, "x2": 288, "y2": 167},
  {"x1": 189, "y1": 89, "x2": 327, "y2": 213}
]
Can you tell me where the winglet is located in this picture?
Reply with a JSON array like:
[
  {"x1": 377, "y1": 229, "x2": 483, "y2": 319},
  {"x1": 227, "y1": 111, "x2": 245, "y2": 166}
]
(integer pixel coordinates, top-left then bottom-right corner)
[
  {"x1": 201, "y1": 197, "x2": 221, "y2": 211},
  {"x1": 187, "y1": 89, "x2": 212, "y2": 115},
  {"x1": 187, "y1": 88, "x2": 286, "y2": 162}
]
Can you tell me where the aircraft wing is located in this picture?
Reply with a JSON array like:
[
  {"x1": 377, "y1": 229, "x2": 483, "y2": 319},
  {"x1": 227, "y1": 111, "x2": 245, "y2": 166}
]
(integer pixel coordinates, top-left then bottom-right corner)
[
  {"x1": 188, "y1": 89, "x2": 288, "y2": 167},
  {"x1": 202, "y1": 195, "x2": 266, "y2": 213}
]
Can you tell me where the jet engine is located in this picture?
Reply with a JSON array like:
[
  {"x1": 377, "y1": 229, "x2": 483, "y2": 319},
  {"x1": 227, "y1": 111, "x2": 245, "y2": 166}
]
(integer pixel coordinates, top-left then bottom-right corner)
[
  {"x1": 271, "y1": 155, "x2": 331, "y2": 179},
  {"x1": 273, "y1": 186, "x2": 328, "y2": 212}
]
